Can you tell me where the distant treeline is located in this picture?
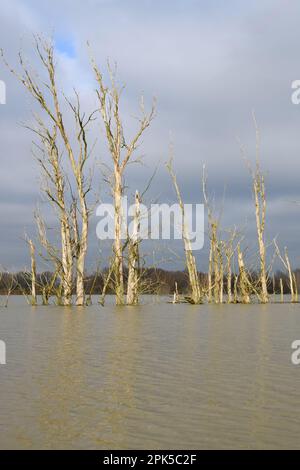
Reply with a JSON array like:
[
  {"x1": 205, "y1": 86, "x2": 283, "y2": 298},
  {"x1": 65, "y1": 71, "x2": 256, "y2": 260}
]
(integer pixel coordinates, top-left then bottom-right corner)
[{"x1": 1, "y1": 268, "x2": 300, "y2": 296}]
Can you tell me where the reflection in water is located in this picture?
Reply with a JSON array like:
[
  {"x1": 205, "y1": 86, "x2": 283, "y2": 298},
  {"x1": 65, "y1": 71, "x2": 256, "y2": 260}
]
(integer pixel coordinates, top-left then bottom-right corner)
[{"x1": 0, "y1": 298, "x2": 300, "y2": 449}]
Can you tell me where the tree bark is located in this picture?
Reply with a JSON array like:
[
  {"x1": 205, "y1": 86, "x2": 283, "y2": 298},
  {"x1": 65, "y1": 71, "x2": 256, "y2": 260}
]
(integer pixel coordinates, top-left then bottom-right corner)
[
  {"x1": 238, "y1": 245, "x2": 250, "y2": 304},
  {"x1": 127, "y1": 190, "x2": 140, "y2": 305},
  {"x1": 29, "y1": 239, "x2": 37, "y2": 305}
]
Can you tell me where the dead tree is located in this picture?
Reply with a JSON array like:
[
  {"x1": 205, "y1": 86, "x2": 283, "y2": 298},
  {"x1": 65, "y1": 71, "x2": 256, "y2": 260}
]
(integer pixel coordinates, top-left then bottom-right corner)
[
  {"x1": 202, "y1": 166, "x2": 222, "y2": 303},
  {"x1": 240, "y1": 116, "x2": 269, "y2": 303},
  {"x1": 91, "y1": 58, "x2": 155, "y2": 305},
  {"x1": 167, "y1": 159, "x2": 202, "y2": 304},
  {"x1": 2, "y1": 37, "x2": 94, "y2": 305}
]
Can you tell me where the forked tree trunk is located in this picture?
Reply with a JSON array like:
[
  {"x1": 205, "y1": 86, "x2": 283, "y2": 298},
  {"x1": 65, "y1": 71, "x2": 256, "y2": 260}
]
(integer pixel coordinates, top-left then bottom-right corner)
[{"x1": 218, "y1": 245, "x2": 224, "y2": 304}]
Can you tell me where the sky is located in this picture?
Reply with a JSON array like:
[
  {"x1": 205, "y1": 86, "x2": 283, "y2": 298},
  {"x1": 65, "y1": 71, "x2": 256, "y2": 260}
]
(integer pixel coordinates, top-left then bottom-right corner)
[{"x1": 0, "y1": 0, "x2": 300, "y2": 272}]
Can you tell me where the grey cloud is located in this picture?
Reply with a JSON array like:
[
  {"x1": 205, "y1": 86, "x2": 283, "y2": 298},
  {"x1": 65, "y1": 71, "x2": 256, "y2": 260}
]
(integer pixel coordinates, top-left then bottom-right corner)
[{"x1": 0, "y1": 0, "x2": 300, "y2": 269}]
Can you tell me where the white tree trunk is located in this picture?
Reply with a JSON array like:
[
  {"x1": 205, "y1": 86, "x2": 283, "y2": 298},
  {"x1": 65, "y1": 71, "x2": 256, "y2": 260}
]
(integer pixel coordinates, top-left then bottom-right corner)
[
  {"x1": 114, "y1": 169, "x2": 124, "y2": 305},
  {"x1": 238, "y1": 245, "x2": 250, "y2": 304},
  {"x1": 29, "y1": 239, "x2": 37, "y2": 305},
  {"x1": 280, "y1": 278, "x2": 283, "y2": 302},
  {"x1": 126, "y1": 190, "x2": 140, "y2": 305},
  {"x1": 75, "y1": 187, "x2": 89, "y2": 306},
  {"x1": 254, "y1": 176, "x2": 268, "y2": 303},
  {"x1": 61, "y1": 216, "x2": 73, "y2": 305}
]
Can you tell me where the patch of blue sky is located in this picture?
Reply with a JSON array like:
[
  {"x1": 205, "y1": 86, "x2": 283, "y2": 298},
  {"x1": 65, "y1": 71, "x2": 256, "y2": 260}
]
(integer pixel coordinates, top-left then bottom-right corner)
[{"x1": 55, "y1": 35, "x2": 76, "y2": 58}]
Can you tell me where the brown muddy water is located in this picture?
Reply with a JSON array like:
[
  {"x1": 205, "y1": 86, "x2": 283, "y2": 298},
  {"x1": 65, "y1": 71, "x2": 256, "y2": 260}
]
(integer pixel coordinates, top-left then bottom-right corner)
[{"x1": 0, "y1": 296, "x2": 300, "y2": 449}]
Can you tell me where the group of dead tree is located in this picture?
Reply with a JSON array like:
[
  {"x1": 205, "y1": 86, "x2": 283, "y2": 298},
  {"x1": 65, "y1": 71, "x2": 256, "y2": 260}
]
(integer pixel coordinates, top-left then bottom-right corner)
[{"x1": 1, "y1": 37, "x2": 298, "y2": 307}]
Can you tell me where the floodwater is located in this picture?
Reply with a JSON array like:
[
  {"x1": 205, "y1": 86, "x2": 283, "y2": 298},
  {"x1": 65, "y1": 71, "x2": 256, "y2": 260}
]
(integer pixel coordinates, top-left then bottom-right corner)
[{"x1": 0, "y1": 296, "x2": 300, "y2": 449}]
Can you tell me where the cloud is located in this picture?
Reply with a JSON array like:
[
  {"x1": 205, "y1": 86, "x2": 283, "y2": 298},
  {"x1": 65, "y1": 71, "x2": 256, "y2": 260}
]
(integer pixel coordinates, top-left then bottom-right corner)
[{"x1": 0, "y1": 0, "x2": 300, "y2": 270}]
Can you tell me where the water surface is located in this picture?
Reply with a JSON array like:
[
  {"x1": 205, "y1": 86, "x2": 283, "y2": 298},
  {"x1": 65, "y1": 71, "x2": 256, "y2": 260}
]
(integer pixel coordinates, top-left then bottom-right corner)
[{"x1": 0, "y1": 297, "x2": 300, "y2": 449}]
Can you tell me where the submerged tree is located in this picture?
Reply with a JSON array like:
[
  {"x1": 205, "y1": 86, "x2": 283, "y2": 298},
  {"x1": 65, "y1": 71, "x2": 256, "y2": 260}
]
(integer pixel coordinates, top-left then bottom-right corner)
[
  {"x1": 167, "y1": 158, "x2": 202, "y2": 304},
  {"x1": 202, "y1": 166, "x2": 223, "y2": 303},
  {"x1": 2, "y1": 37, "x2": 95, "y2": 305},
  {"x1": 240, "y1": 115, "x2": 269, "y2": 303},
  {"x1": 91, "y1": 58, "x2": 155, "y2": 305}
]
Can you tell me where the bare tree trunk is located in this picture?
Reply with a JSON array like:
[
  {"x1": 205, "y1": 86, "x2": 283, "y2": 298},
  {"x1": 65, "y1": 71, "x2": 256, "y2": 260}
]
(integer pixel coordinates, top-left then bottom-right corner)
[
  {"x1": 61, "y1": 216, "x2": 73, "y2": 305},
  {"x1": 127, "y1": 191, "x2": 140, "y2": 305},
  {"x1": 285, "y1": 251, "x2": 295, "y2": 302},
  {"x1": 44, "y1": 126, "x2": 73, "y2": 306},
  {"x1": 172, "y1": 282, "x2": 179, "y2": 304},
  {"x1": 238, "y1": 245, "x2": 250, "y2": 304},
  {"x1": 212, "y1": 224, "x2": 220, "y2": 304},
  {"x1": 233, "y1": 275, "x2": 238, "y2": 303},
  {"x1": 227, "y1": 259, "x2": 232, "y2": 303},
  {"x1": 167, "y1": 160, "x2": 202, "y2": 304},
  {"x1": 75, "y1": 188, "x2": 89, "y2": 306},
  {"x1": 114, "y1": 169, "x2": 125, "y2": 305},
  {"x1": 254, "y1": 172, "x2": 269, "y2": 303},
  {"x1": 293, "y1": 273, "x2": 298, "y2": 302},
  {"x1": 208, "y1": 245, "x2": 213, "y2": 303},
  {"x1": 185, "y1": 248, "x2": 202, "y2": 304},
  {"x1": 218, "y1": 244, "x2": 224, "y2": 304},
  {"x1": 224, "y1": 231, "x2": 237, "y2": 304},
  {"x1": 29, "y1": 239, "x2": 37, "y2": 305},
  {"x1": 280, "y1": 278, "x2": 284, "y2": 302}
]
